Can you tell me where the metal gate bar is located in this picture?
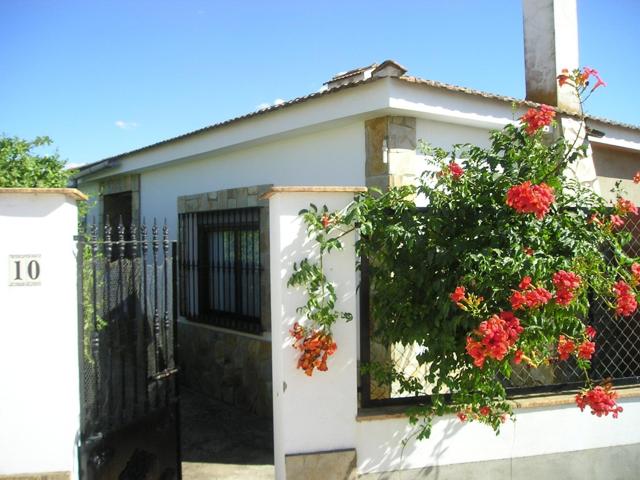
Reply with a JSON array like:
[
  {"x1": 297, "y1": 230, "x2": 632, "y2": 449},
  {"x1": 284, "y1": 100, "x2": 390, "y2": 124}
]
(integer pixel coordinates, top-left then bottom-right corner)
[{"x1": 77, "y1": 218, "x2": 181, "y2": 480}]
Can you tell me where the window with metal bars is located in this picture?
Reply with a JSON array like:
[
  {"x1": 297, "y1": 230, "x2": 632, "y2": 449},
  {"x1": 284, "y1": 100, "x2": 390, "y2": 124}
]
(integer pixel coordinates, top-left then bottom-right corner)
[{"x1": 179, "y1": 208, "x2": 262, "y2": 333}]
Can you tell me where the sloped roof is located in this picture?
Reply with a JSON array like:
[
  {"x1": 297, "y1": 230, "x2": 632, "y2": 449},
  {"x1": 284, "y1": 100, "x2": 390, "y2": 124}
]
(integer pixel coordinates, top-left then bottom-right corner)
[{"x1": 77, "y1": 66, "x2": 640, "y2": 175}]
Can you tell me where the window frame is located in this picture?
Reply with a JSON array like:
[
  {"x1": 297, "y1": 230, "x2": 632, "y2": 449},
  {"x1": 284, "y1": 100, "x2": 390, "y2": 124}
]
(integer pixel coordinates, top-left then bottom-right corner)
[{"x1": 177, "y1": 185, "x2": 272, "y2": 335}]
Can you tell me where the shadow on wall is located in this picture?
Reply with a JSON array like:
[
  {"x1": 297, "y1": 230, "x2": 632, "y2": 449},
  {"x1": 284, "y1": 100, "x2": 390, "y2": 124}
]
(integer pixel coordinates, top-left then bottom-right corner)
[{"x1": 357, "y1": 415, "x2": 465, "y2": 476}]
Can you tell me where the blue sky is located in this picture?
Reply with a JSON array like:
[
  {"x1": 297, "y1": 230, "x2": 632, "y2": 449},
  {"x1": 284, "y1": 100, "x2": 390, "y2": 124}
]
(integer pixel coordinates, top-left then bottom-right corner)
[{"x1": 0, "y1": 0, "x2": 638, "y2": 167}]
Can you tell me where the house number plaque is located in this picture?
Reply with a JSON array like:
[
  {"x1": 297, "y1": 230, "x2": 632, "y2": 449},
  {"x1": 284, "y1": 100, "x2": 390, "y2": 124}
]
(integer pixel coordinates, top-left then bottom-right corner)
[{"x1": 8, "y1": 254, "x2": 41, "y2": 286}]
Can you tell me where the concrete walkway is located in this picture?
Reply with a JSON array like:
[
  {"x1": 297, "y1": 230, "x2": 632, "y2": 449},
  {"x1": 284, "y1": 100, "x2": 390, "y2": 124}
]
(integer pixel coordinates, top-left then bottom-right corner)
[{"x1": 180, "y1": 387, "x2": 275, "y2": 479}]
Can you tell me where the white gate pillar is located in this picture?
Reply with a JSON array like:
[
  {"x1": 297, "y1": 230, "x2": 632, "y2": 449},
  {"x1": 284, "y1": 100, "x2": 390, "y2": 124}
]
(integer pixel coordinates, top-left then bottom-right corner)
[
  {"x1": 0, "y1": 188, "x2": 87, "y2": 479},
  {"x1": 264, "y1": 186, "x2": 365, "y2": 480}
]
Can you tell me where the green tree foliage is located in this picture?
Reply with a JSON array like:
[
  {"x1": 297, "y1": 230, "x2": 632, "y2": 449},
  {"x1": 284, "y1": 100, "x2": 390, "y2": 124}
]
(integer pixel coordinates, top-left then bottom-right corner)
[{"x1": 0, "y1": 135, "x2": 74, "y2": 188}]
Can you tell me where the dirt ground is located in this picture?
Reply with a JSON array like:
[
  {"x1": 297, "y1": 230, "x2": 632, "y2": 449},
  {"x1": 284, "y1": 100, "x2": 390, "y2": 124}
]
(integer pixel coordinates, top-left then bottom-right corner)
[{"x1": 180, "y1": 387, "x2": 275, "y2": 479}]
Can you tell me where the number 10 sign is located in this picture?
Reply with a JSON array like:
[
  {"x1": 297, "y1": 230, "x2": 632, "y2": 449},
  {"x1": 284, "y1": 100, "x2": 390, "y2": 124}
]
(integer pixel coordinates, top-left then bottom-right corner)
[{"x1": 9, "y1": 254, "x2": 42, "y2": 286}]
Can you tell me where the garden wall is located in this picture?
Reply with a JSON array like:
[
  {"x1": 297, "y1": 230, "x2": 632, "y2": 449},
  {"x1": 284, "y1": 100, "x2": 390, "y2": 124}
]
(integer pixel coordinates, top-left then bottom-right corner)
[
  {"x1": 264, "y1": 187, "x2": 640, "y2": 480},
  {"x1": 356, "y1": 395, "x2": 640, "y2": 478}
]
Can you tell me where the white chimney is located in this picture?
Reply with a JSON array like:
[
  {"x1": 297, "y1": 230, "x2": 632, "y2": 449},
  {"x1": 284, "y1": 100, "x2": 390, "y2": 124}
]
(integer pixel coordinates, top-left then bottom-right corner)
[{"x1": 522, "y1": 0, "x2": 580, "y2": 112}]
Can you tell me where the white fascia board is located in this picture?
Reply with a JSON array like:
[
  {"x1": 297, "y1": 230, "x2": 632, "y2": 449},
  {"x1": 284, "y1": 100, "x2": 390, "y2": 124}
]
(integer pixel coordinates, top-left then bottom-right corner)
[
  {"x1": 79, "y1": 80, "x2": 393, "y2": 183},
  {"x1": 387, "y1": 79, "x2": 520, "y2": 130},
  {"x1": 587, "y1": 119, "x2": 640, "y2": 153}
]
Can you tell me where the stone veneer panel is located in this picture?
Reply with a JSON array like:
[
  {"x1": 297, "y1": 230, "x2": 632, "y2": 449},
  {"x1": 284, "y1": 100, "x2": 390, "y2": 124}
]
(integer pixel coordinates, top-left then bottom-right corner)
[
  {"x1": 285, "y1": 449, "x2": 356, "y2": 480},
  {"x1": 177, "y1": 184, "x2": 271, "y2": 214},
  {"x1": 179, "y1": 321, "x2": 272, "y2": 416},
  {"x1": 365, "y1": 116, "x2": 417, "y2": 190}
]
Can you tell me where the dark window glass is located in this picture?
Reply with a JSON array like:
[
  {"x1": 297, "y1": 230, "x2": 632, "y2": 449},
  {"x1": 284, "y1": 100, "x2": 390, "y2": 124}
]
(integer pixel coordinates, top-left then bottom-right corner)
[
  {"x1": 103, "y1": 191, "x2": 133, "y2": 259},
  {"x1": 179, "y1": 208, "x2": 262, "y2": 333},
  {"x1": 103, "y1": 191, "x2": 132, "y2": 229}
]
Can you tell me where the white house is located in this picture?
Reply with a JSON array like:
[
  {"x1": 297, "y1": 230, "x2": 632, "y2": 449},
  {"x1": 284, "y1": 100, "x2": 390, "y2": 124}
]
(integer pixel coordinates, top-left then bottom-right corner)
[{"x1": 74, "y1": 1, "x2": 640, "y2": 478}]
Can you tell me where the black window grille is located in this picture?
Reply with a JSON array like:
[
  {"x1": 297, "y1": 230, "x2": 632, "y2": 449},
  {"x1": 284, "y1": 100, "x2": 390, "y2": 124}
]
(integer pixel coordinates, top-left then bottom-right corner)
[
  {"x1": 360, "y1": 213, "x2": 640, "y2": 408},
  {"x1": 179, "y1": 208, "x2": 262, "y2": 334}
]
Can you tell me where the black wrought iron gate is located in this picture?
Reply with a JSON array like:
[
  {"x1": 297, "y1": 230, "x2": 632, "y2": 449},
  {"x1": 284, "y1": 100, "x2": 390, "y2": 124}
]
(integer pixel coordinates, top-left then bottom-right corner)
[{"x1": 77, "y1": 219, "x2": 181, "y2": 480}]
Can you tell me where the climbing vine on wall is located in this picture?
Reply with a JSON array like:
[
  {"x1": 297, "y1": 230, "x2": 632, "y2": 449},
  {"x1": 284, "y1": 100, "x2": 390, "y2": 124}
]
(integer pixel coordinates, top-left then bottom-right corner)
[{"x1": 289, "y1": 68, "x2": 635, "y2": 438}]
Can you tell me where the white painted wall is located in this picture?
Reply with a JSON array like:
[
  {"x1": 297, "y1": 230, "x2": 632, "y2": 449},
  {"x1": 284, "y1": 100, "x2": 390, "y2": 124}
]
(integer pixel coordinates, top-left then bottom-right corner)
[
  {"x1": 0, "y1": 191, "x2": 81, "y2": 477},
  {"x1": 389, "y1": 79, "x2": 523, "y2": 131},
  {"x1": 268, "y1": 191, "x2": 360, "y2": 480},
  {"x1": 357, "y1": 398, "x2": 640, "y2": 475},
  {"x1": 588, "y1": 119, "x2": 640, "y2": 152},
  {"x1": 416, "y1": 118, "x2": 493, "y2": 151},
  {"x1": 140, "y1": 122, "x2": 365, "y2": 237}
]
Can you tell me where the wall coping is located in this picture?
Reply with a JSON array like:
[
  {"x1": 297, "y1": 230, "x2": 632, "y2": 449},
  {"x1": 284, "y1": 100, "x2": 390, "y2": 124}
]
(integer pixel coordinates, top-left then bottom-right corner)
[
  {"x1": 260, "y1": 186, "x2": 367, "y2": 199},
  {"x1": 0, "y1": 188, "x2": 88, "y2": 201}
]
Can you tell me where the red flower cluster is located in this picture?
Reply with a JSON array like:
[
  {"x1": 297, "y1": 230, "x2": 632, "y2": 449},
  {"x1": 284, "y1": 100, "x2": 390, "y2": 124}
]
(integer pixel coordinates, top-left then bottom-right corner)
[
  {"x1": 465, "y1": 312, "x2": 523, "y2": 368},
  {"x1": 557, "y1": 69, "x2": 571, "y2": 87},
  {"x1": 613, "y1": 280, "x2": 637, "y2": 317},
  {"x1": 290, "y1": 322, "x2": 337, "y2": 376},
  {"x1": 520, "y1": 105, "x2": 556, "y2": 135},
  {"x1": 439, "y1": 161, "x2": 464, "y2": 180},
  {"x1": 577, "y1": 341, "x2": 596, "y2": 360},
  {"x1": 552, "y1": 270, "x2": 581, "y2": 306},
  {"x1": 616, "y1": 197, "x2": 638, "y2": 216},
  {"x1": 506, "y1": 181, "x2": 555, "y2": 219},
  {"x1": 557, "y1": 334, "x2": 596, "y2": 361},
  {"x1": 580, "y1": 67, "x2": 607, "y2": 92},
  {"x1": 450, "y1": 286, "x2": 466, "y2": 303},
  {"x1": 557, "y1": 67, "x2": 606, "y2": 92},
  {"x1": 575, "y1": 384, "x2": 623, "y2": 418},
  {"x1": 557, "y1": 335, "x2": 576, "y2": 360},
  {"x1": 588, "y1": 213, "x2": 604, "y2": 227},
  {"x1": 514, "y1": 349, "x2": 524, "y2": 364},
  {"x1": 449, "y1": 161, "x2": 464, "y2": 179},
  {"x1": 510, "y1": 276, "x2": 552, "y2": 310},
  {"x1": 585, "y1": 325, "x2": 597, "y2": 339},
  {"x1": 632, "y1": 263, "x2": 640, "y2": 286},
  {"x1": 610, "y1": 214, "x2": 625, "y2": 229}
]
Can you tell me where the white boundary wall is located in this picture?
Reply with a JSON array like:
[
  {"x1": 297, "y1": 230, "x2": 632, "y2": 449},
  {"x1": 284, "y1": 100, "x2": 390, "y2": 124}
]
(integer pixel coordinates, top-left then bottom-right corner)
[
  {"x1": 356, "y1": 399, "x2": 640, "y2": 475},
  {"x1": 0, "y1": 190, "x2": 83, "y2": 478},
  {"x1": 266, "y1": 187, "x2": 640, "y2": 479}
]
